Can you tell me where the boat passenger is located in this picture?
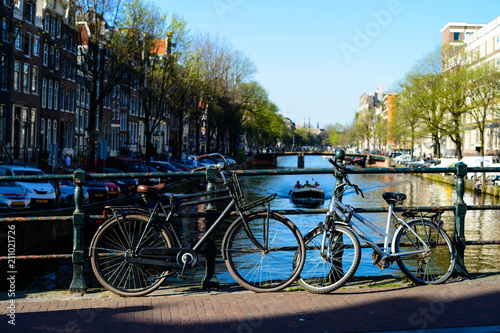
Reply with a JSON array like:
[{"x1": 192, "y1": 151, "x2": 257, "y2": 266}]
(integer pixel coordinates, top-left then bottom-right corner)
[
  {"x1": 293, "y1": 181, "x2": 302, "y2": 189},
  {"x1": 314, "y1": 181, "x2": 320, "y2": 188}
]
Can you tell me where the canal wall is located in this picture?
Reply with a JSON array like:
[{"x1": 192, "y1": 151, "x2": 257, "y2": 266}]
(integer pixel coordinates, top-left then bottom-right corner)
[{"x1": 414, "y1": 171, "x2": 500, "y2": 196}]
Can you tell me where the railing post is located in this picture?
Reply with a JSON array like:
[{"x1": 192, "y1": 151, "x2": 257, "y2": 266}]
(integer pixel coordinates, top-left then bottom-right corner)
[
  {"x1": 298, "y1": 152, "x2": 305, "y2": 168},
  {"x1": 334, "y1": 149, "x2": 346, "y2": 200},
  {"x1": 69, "y1": 169, "x2": 88, "y2": 293},
  {"x1": 201, "y1": 166, "x2": 219, "y2": 289},
  {"x1": 454, "y1": 162, "x2": 469, "y2": 277}
]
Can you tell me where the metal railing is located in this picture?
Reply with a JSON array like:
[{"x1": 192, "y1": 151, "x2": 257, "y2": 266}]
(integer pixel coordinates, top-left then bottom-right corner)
[{"x1": 1, "y1": 150, "x2": 499, "y2": 293}]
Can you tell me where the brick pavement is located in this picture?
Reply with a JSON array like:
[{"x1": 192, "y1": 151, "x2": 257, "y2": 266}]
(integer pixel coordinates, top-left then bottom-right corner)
[{"x1": 1, "y1": 278, "x2": 500, "y2": 333}]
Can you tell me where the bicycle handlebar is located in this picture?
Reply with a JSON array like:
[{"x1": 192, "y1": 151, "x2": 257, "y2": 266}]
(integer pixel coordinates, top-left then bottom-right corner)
[{"x1": 328, "y1": 158, "x2": 364, "y2": 198}]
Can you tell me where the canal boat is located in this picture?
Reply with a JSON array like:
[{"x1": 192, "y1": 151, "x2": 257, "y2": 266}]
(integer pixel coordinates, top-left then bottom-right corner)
[{"x1": 290, "y1": 185, "x2": 325, "y2": 207}]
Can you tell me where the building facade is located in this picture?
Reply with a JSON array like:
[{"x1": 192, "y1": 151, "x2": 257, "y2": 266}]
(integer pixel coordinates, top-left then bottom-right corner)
[{"x1": 441, "y1": 17, "x2": 500, "y2": 158}]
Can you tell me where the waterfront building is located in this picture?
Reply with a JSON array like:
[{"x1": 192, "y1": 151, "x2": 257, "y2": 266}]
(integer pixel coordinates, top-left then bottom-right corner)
[
  {"x1": 0, "y1": 0, "x2": 185, "y2": 167},
  {"x1": 441, "y1": 17, "x2": 500, "y2": 158}
]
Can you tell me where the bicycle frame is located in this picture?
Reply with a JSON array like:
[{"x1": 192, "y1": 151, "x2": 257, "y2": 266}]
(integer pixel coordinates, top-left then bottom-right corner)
[
  {"x1": 99, "y1": 168, "x2": 275, "y2": 263},
  {"x1": 330, "y1": 197, "x2": 430, "y2": 261}
]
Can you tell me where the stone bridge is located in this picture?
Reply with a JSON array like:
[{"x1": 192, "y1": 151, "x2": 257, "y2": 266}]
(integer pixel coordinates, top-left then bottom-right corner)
[{"x1": 249, "y1": 152, "x2": 390, "y2": 168}]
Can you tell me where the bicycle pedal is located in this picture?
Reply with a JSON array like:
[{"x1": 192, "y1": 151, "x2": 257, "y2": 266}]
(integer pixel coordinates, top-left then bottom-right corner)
[{"x1": 177, "y1": 274, "x2": 188, "y2": 280}]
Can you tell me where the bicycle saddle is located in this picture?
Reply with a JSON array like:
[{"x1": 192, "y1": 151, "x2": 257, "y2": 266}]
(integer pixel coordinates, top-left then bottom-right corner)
[
  {"x1": 137, "y1": 183, "x2": 168, "y2": 195},
  {"x1": 382, "y1": 192, "x2": 406, "y2": 205}
]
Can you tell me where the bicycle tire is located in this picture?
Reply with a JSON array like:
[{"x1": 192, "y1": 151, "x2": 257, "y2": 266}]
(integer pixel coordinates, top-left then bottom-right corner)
[
  {"x1": 91, "y1": 214, "x2": 174, "y2": 297},
  {"x1": 298, "y1": 224, "x2": 361, "y2": 294},
  {"x1": 223, "y1": 211, "x2": 305, "y2": 292},
  {"x1": 394, "y1": 219, "x2": 455, "y2": 285}
]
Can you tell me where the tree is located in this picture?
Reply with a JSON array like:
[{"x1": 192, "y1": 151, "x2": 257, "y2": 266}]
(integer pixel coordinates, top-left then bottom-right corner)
[
  {"x1": 468, "y1": 63, "x2": 500, "y2": 156},
  {"x1": 76, "y1": 0, "x2": 136, "y2": 169},
  {"x1": 436, "y1": 46, "x2": 473, "y2": 160}
]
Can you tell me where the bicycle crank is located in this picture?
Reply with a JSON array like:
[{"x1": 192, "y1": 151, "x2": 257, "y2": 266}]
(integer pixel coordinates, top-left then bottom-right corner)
[
  {"x1": 176, "y1": 249, "x2": 198, "y2": 279},
  {"x1": 372, "y1": 251, "x2": 391, "y2": 270}
]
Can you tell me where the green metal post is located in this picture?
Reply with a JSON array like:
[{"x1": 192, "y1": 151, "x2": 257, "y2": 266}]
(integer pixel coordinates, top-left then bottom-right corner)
[
  {"x1": 454, "y1": 162, "x2": 469, "y2": 277},
  {"x1": 201, "y1": 166, "x2": 220, "y2": 289},
  {"x1": 334, "y1": 149, "x2": 346, "y2": 200},
  {"x1": 69, "y1": 169, "x2": 87, "y2": 293}
]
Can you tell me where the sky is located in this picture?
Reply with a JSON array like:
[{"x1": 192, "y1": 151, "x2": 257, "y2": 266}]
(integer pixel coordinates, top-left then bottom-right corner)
[{"x1": 154, "y1": 0, "x2": 500, "y2": 128}]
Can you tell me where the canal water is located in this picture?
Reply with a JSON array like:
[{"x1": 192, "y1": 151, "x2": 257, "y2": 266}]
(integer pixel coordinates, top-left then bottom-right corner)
[{"x1": 5, "y1": 155, "x2": 499, "y2": 291}]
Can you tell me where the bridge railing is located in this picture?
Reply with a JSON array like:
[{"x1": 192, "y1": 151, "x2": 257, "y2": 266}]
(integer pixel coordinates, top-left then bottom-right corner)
[{"x1": 0, "y1": 154, "x2": 499, "y2": 293}]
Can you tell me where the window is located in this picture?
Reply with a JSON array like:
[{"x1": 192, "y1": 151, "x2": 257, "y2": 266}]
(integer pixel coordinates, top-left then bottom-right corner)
[
  {"x1": 43, "y1": 44, "x2": 48, "y2": 66},
  {"x1": 0, "y1": 105, "x2": 6, "y2": 143},
  {"x1": 0, "y1": 54, "x2": 7, "y2": 90},
  {"x1": 55, "y1": 49, "x2": 60, "y2": 70},
  {"x1": 13, "y1": 61, "x2": 21, "y2": 91},
  {"x1": 75, "y1": 107, "x2": 79, "y2": 129},
  {"x1": 45, "y1": 14, "x2": 50, "y2": 33},
  {"x1": 76, "y1": 85, "x2": 80, "y2": 106},
  {"x1": 25, "y1": 2, "x2": 33, "y2": 23},
  {"x1": 24, "y1": 32, "x2": 32, "y2": 56},
  {"x1": 487, "y1": 39, "x2": 493, "y2": 55},
  {"x1": 41, "y1": 118, "x2": 46, "y2": 150},
  {"x1": 453, "y1": 32, "x2": 460, "y2": 41},
  {"x1": 61, "y1": 57, "x2": 65, "y2": 78},
  {"x1": 2, "y1": 18, "x2": 9, "y2": 42},
  {"x1": 33, "y1": 35, "x2": 40, "y2": 56},
  {"x1": 61, "y1": 87, "x2": 65, "y2": 111},
  {"x1": 56, "y1": 21, "x2": 61, "y2": 38},
  {"x1": 48, "y1": 80, "x2": 53, "y2": 109},
  {"x1": 23, "y1": 63, "x2": 30, "y2": 93},
  {"x1": 47, "y1": 119, "x2": 51, "y2": 144},
  {"x1": 80, "y1": 86, "x2": 84, "y2": 105},
  {"x1": 14, "y1": 28, "x2": 21, "y2": 49},
  {"x1": 54, "y1": 82, "x2": 59, "y2": 110},
  {"x1": 42, "y1": 79, "x2": 47, "y2": 107},
  {"x1": 50, "y1": 18, "x2": 55, "y2": 39},
  {"x1": 30, "y1": 108, "x2": 36, "y2": 147},
  {"x1": 52, "y1": 121, "x2": 57, "y2": 143},
  {"x1": 50, "y1": 46, "x2": 54, "y2": 71},
  {"x1": 32, "y1": 66, "x2": 39, "y2": 94},
  {"x1": 69, "y1": 90, "x2": 74, "y2": 112}
]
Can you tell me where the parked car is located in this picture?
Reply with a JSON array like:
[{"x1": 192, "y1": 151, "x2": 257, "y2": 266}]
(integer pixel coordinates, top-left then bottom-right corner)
[
  {"x1": 170, "y1": 161, "x2": 192, "y2": 171},
  {"x1": 0, "y1": 181, "x2": 30, "y2": 210},
  {"x1": 96, "y1": 157, "x2": 158, "y2": 185},
  {"x1": 0, "y1": 166, "x2": 56, "y2": 208},
  {"x1": 393, "y1": 155, "x2": 411, "y2": 164},
  {"x1": 83, "y1": 180, "x2": 109, "y2": 202},
  {"x1": 223, "y1": 155, "x2": 237, "y2": 166},
  {"x1": 182, "y1": 159, "x2": 197, "y2": 170},
  {"x1": 93, "y1": 167, "x2": 138, "y2": 195},
  {"x1": 88, "y1": 172, "x2": 121, "y2": 199},
  {"x1": 196, "y1": 158, "x2": 217, "y2": 168},
  {"x1": 460, "y1": 156, "x2": 500, "y2": 179},
  {"x1": 59, "y1": 180, "x2": 90, "y2": 206},
  {"x1": 148, "y1": 161, "x2": 181, "y2": 183},
  {"x1": 406, "y1": 158, "x2": 426, "y2": 167}
]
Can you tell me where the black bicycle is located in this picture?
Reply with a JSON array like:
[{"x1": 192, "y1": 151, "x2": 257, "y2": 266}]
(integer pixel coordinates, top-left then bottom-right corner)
[{"x1": 89, "y1": 153, "x2": 306, "y2": 297}]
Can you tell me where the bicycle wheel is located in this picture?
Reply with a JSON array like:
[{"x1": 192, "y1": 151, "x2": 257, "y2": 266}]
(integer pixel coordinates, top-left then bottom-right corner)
[
  {"x1": 299, "y1": 224, "x2": 361, "y2": 294},
  {"x1": 223, "y1": 211, "x2": 305, "y2": 292},
  {"x1": 394, "y1": 219, "x2": 455, "y2": 284},
  {"x1": 91, "y1": 214, "x2": 174, "y2": 297}
]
